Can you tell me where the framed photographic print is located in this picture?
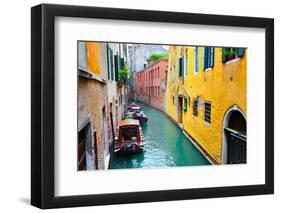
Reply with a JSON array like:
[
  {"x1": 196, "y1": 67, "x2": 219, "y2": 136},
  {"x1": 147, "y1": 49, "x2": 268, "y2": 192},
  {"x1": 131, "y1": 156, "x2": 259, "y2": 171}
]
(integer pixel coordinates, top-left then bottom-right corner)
[{"x1": 31, "y1": 3, "x2": 274, "y2": 209}]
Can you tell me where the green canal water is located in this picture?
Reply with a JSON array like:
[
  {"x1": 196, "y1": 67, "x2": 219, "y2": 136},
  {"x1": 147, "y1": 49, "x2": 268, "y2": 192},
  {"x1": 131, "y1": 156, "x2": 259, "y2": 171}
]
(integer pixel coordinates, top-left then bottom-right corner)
[{"x1": 109, "y1": 102, "x2": 210, "y2": 169}]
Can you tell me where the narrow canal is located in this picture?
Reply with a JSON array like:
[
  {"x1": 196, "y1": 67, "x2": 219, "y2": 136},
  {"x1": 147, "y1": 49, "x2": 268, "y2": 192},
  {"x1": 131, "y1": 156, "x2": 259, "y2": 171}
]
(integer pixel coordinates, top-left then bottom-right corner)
[{"x1": 109, "y1": 102, "x2": 210, "y2": 169}]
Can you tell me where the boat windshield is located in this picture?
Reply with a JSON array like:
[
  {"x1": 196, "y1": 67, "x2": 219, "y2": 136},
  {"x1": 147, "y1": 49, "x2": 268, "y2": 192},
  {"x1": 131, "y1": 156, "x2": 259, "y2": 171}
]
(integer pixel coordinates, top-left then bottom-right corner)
[{"x1": 121, "y1": 126, "x2": 138, "y2": 142}]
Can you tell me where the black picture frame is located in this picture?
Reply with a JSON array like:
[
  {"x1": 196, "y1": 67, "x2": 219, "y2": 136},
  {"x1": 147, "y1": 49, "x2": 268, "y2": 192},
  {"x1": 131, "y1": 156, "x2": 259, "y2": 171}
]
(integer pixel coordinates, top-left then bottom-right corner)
[{"x1": 31, "y1": 3, "x2": 274, "y2": 209}]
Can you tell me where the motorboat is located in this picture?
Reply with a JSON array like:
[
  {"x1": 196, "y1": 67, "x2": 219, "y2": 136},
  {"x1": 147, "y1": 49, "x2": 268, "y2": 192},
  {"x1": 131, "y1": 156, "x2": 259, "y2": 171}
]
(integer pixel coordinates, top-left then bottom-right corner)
[
  {"x1": 114, "y1": 119, "x2": 144, "y2": 155},
  {"x1": 127, "y1": 103, "x2": 142, "y2": 112},
  {"x1": 125, "y1": 110, "x2": 148, "y2": 123}
]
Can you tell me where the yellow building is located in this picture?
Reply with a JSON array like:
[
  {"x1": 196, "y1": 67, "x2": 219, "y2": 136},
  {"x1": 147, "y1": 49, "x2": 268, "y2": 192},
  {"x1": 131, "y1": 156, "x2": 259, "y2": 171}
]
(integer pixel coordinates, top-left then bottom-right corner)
[{"x1": 166, "y1": 46, "x2": 247, "y2": 164}]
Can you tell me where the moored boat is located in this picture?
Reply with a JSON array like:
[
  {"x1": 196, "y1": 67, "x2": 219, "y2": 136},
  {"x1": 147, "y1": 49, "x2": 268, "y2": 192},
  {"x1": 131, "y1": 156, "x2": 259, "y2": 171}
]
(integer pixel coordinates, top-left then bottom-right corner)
[
  {"x1": 114, "y1": 119, "x2": 144, "y2": 155},
  {"x1": 128, "y1": 103, "x2": 142, "y2": 112},
  {"x1": 125, "y1": 111, "x2": 148, "y2": 123}
]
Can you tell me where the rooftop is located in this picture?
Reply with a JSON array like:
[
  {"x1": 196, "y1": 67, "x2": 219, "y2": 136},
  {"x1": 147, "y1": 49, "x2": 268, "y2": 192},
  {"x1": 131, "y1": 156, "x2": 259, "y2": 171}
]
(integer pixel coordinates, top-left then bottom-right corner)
[{"x1": 137, "y1": 57, "x2": 168, "y2": 73}]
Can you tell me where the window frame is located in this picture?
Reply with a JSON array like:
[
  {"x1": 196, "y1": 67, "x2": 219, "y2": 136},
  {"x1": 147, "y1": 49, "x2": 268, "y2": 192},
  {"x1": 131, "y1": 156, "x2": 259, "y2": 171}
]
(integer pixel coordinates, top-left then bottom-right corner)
[
  {"x1": 204, "y1": 101, "x2": 212, "y2": 124},
  {"x1": 203, "y1": 47, "x2": 215, "y2": 71},
  {"x1": 193, "y1": 98, "x2": 198, "y2": 117},
  {"x1": 194, "y1": 47, "x2": 199, "y2": 75},
  {"x1": 222, "y1": 47, "x2": 245, "y2": 63}
]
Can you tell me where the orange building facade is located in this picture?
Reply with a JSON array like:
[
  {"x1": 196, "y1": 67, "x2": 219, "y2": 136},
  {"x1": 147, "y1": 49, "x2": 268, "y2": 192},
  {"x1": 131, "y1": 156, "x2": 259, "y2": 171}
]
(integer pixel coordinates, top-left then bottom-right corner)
[{"x1": 135, "y1": 58, "x2": 168, "y2": 111}]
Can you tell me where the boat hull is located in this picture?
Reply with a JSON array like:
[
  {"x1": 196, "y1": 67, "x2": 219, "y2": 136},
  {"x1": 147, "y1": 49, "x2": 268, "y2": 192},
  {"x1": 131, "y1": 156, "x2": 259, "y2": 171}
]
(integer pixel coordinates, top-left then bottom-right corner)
[
  {"x1": 114, "y1": 143, "x2": 144, "y2": 155},
  {"x1": 125, "y1": 112, "x2": 148, "y2": 123},
  {"x1": 136, "y1": 116, "x2": 148, "y2": 123}
]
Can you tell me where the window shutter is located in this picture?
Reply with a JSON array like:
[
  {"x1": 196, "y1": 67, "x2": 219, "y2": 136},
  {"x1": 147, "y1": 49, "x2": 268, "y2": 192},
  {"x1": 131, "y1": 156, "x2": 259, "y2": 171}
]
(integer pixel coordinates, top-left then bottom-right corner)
[
  {"x1": 204, "y1": 47, "x2": 208, "y2": 70},
  {"x1": 121, "y1": 58, "x2": 125, "y2": 69},
  {"x1": 196, "y1": 48, "x2": 199, "y2": 72},
  {"x1": 114, "y1": 55, "x2": 119, "y2": 81},
  {"x1": 207, "y1": 48, "x2": 210, "y2": 69},
  {"x1": 110, "y1": 49, "x2": 114, "y2": 80},
  {"x1": 181, "y1": 57, "x2": 184, "y2": 77},
  {"x1": 237, "y1": 48, "x2": 244, "y2": 57},
  {"x1": 186, "y1": 55, "x2": 188, "y2": 76},
  {"x1": 178, "y1": 57, "x2": 183, "y2": 77},
  {"x1": 195, "y1": 48, "x2": 198, "y2": 73},
  {"x1": 184, "y1": 98, "x2": 187, "y2": 112},
  {"x1": 106, "y1": 45, "x2": 110, "y2": 80},
  {"x1": 118, "y1": 55, "x2": 121, "y2": 70},
  {"x1": 222, "y1": 48, "x2": 227, "y2": 63},
  {"x1": 210, "y1": 48, "x2": 214, "y2": 67},
  {"x1": 178, "y1": 58, "x2": 180, "y2": 77}
]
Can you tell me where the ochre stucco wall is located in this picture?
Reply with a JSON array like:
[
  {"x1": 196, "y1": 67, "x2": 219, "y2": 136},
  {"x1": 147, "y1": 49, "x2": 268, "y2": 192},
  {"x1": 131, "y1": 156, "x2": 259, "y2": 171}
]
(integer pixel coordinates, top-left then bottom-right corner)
[
  {"x1": 166, "y1": 46, "x2": 247, "y2": 164},
  {"x1": 86, "y1": 42, "x2": 101, "y2": 76}
]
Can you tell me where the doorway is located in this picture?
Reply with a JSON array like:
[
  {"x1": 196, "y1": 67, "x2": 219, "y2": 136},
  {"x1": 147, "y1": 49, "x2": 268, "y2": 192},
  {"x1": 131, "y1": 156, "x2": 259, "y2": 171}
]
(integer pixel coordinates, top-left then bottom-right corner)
[
  {"x1": 178, "y1": 96, "x2": 183, "y2": 123},
  {"x1": 222, "y1": 106, "x2": 247, "y2": 164},
  {"x1": 78, "y1": 122, "x2": 94, "y2": 170}
]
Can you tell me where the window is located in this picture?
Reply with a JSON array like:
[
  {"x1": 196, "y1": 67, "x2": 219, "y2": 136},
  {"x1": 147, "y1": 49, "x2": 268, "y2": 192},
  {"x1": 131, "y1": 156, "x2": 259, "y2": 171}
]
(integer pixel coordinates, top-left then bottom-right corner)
[
  {"x1": 204, "y1": 102, "x2": 211, "y2": 124},
  {"x1": 78, "y1": 42, "x2": 87, "y2": 71},
  {"x1": 114, "y1": 54, "x2": 119, "y2": 81},
  {"x1": 193, "y1": 98, "x2": 198, "y2": 116},
  {"x1": 172, "y1": 96, "x2": 175, "y2": 105},
  {"x1": 222, "y1": 48, "x2": 245, "y2": 63},
  {"x1": 203, "y1": 47, "x2": 214, "y2": 70},
  {"x1": 185, "y1": 49, "x2": 188, "y2": 76},
  {"x1": 194, "y1": 47, "x2": 199, "y2": 74},
  {"x1": 178, "y1": 57, "x2": 184, "y2": 78}
]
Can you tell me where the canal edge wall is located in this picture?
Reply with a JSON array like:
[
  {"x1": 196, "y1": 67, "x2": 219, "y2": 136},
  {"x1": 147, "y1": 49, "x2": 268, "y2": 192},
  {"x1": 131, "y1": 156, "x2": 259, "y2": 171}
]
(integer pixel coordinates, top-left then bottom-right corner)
[{"x1": 165, "y1": 113, "x2": 216, "y2": 165}]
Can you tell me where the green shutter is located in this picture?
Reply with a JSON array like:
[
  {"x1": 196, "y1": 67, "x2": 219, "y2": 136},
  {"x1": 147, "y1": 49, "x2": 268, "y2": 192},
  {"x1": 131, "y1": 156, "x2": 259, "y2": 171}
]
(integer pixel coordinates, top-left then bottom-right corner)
[
  {"x1": 118, "y1": 55, "x2": 121, "y2": 70},
  {"x1": 184, "y1": 98, "x2": 187, "y2": 112},
  {"x1": 114, "y1": 55, "x2": 119, "y2": 81},
  {"x1": 121, "y1": 58, "x2": 125, "y2": 69},
  {"x1": 222, "y1": 48, "x2": 227, "y2": 63}
]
